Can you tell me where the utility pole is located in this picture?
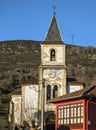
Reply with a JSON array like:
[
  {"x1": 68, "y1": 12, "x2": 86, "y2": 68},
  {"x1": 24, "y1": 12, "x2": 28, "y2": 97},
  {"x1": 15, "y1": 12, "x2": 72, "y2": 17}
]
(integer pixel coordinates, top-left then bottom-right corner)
[
  {"x1": 71, "y1": 33, "x2": 75, "y2": 44},
  {"x1": 41, "y1": 78, "x2": 45, "y2": 130}
]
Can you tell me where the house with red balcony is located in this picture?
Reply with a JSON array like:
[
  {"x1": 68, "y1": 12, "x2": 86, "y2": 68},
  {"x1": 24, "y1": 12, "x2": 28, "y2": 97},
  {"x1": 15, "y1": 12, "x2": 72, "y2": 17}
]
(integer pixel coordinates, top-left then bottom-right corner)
[{"x1": 48, "y1": 85, "x2": 96, "y2": 130}]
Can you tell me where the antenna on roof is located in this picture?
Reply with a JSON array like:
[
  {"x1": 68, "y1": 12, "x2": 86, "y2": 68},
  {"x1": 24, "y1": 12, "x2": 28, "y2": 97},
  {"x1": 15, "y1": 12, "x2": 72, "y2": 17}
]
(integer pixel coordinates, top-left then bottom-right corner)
[
  {"x1": 71, "y1": 33, "x2": 75, "y2": 44},
  {"x1": 53, "y1": 4, "x2": 56, "y2": 15}
]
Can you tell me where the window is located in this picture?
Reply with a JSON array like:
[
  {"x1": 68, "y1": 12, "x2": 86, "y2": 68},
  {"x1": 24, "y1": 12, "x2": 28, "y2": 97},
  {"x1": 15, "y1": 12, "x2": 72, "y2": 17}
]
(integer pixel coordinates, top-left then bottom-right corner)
[
  {"x1": 53, "y1": 85, "x2": 58, "y2": 98},
  {"x1": 47, "y1": 85, "x2": 51, "y2": 100},
  {"x1": 57, "y1": 103, "x2": 83, "y2": 127},
  {"x1": 50, "y1": 49, "x2": 55, "y2": 61}
]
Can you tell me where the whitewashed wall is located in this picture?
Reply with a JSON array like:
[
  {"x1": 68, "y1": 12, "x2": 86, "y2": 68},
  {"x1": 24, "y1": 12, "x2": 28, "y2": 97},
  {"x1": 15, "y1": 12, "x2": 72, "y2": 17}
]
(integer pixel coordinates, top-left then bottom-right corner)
[
  {"x1": 41, "y1": 44, "x2": 65, "y2": 65},
  {"x1": 22, "y1": 85, "x2": 38, "y2": 123},
  {"x1": 66, "y1": 85, "x2": 82, "y2": 93},
  {"x1": 12, "y1": 95, "x2": 21, "y2": 125}
]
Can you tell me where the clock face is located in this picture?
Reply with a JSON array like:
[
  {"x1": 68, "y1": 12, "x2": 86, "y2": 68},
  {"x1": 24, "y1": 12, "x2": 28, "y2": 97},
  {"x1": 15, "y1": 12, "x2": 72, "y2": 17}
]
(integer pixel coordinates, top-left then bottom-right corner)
[{"x1": 50, "y1": 72, "x2": 56, "y2": 78}]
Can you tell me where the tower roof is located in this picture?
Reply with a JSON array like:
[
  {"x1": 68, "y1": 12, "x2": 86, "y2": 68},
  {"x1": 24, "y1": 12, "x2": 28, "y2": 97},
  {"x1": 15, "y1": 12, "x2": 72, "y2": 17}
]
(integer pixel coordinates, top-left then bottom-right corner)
[{"x1": 44, "y1": 14, "x2": 63, "y2": 42}]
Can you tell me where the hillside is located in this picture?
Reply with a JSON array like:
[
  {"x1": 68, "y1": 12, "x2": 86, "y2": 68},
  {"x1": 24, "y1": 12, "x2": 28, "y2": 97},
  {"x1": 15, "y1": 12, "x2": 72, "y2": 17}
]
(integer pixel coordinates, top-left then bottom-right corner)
[
  {"x1": 0, "y1": 40, "x2": 96, "y2": 129},
  {"x1": 66, "y1": 44, "x2": 96, "y2": 83},
  {"x1": 0, "y1": 40, "x2": 96, "y2": 92}
]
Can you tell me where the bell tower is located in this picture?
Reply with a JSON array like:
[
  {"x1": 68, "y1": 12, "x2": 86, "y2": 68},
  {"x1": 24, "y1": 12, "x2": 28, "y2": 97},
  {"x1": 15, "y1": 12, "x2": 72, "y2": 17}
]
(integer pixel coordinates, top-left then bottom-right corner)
[{"x1": 39, "y1": 13, "x2": 66, "y2": 111}]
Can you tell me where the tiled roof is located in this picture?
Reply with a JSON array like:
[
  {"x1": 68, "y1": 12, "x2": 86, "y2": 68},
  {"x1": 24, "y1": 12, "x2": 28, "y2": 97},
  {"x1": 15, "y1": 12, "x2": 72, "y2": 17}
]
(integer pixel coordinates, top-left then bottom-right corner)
[
  {"x1": 67, "y1": 81, "x2": 84, "y2": 85},
  {"x1": 66, "y1": 77, "x2": 84, "y2": 85},
  {"x1": 48, "y1": 85, "x2": 96, "y2": 103},
  {"x1": 21, "y1": 78, "x2": 38, "y2": 85}
]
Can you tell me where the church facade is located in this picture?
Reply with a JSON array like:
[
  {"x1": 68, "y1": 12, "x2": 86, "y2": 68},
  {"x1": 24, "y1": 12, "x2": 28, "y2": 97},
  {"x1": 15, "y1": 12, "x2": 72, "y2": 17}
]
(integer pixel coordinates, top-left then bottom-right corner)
[{"x1": 8, "y1": 13, "x2": 83, "y2": 129}]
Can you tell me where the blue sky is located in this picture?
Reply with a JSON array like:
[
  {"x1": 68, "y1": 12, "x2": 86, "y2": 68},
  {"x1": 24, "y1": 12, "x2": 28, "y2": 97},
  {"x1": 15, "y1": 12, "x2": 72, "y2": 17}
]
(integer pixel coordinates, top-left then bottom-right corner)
[{"x1": 0, "y1": 0, "x2": 96, "y2": 47}]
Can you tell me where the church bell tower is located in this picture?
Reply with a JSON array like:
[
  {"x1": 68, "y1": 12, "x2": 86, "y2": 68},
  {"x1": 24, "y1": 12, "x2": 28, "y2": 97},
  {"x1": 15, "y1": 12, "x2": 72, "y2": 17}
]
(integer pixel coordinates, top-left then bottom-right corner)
[{"x1": 39, "y1": 13, "x2": 66, "y2": 111}]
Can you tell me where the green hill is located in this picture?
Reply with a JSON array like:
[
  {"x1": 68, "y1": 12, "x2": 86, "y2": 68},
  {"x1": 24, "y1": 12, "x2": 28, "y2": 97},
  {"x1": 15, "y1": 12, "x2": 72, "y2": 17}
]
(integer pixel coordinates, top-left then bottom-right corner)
[{"x1": 0, "y1": 40, "x2": 96, "y2": 129}]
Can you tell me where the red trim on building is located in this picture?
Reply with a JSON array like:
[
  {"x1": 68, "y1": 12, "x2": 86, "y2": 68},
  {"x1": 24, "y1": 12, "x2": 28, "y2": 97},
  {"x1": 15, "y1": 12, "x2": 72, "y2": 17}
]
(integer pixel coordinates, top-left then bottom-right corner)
[
  {"x1": 55, "y1": 99, "x2": 85, "y2": 130},
  {"x1": 48, "y1": 85, "x2": 96, "y2": 130}
]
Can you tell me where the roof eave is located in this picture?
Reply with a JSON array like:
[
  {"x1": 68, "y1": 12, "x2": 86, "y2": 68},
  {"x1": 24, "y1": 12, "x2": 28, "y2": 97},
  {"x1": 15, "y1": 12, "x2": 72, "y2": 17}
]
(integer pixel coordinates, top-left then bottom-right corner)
[{"x1": 48, "y1": 94, "x2": 83, "y2": 104}]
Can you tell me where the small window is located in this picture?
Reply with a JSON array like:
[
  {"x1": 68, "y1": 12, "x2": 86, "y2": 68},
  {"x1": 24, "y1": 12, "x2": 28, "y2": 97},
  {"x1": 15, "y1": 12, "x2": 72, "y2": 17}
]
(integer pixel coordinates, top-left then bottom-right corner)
[
  {"x1": 50, "y1": 49, "x2": 55, "y2": 61},
  {"x1": 47, "y1": 85, "x2": 51, "y2": 100},
  {"x1": 53, "y1": 85, "x2": 58, "y2": 98}
]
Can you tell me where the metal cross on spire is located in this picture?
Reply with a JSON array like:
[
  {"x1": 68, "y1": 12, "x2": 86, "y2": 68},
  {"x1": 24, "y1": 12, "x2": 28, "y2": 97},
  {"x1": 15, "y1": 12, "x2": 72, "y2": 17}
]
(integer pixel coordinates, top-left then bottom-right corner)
[{"x1": 53, "y1": 4, "x2": 56, "y2": 15}]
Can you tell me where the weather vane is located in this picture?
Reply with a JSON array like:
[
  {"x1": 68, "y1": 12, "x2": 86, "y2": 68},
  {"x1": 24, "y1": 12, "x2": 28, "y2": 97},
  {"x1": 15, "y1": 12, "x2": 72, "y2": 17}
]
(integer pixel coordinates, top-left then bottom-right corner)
[{"x1": 53, "y1": 4, "x2": 56, "y2": 15}]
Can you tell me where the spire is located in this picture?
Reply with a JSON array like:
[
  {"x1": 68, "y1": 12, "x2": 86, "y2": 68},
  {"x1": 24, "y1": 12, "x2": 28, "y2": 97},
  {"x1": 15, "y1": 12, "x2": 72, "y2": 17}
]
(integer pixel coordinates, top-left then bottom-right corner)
[
  {"x1": 53, "y1": 4, "x2": 56, "y2": 16},
  {"x1": 44, "y1": 9, "x2": 63, "y2": 42}
]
